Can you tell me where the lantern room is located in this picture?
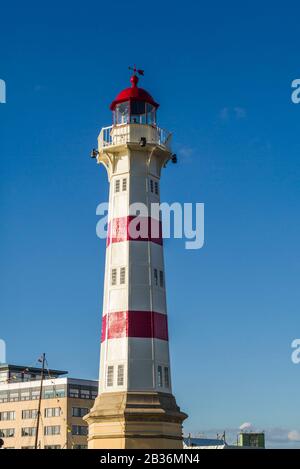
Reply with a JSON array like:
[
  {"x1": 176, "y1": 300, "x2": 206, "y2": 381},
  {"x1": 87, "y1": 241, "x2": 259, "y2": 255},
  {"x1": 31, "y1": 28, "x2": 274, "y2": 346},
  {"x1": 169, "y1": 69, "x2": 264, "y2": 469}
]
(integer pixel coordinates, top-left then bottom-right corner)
[{"x1": 110, "y1": 74, "x2": 159, "y2": 126}]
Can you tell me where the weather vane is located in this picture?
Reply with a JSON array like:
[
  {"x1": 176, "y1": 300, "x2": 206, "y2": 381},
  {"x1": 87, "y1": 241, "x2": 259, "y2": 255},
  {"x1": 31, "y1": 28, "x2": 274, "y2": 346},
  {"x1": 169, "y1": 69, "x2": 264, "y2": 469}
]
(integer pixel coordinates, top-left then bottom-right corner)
[{"x1": 128, "y1": 65, "x2": 144, "y2": 76}]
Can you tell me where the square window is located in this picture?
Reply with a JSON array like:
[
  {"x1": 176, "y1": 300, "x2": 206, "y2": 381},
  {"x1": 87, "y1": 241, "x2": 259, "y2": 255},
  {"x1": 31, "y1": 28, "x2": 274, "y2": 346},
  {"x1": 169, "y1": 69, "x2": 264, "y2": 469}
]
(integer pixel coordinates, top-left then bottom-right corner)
[
  {"x1": 80, "y1": 389, "x2": 90, "y2": 399},
  {"x1": 69, "y1": 388, "x2": 79, "y2": 398}
]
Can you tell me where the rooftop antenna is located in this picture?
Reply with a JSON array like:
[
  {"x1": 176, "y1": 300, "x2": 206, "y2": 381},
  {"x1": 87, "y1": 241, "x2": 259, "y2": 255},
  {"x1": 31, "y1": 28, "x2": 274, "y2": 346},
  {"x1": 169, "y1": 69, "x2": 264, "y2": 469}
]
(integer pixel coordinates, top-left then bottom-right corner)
[{"x1": 34, "y1": 353, "x2": 46, "y2": 449}]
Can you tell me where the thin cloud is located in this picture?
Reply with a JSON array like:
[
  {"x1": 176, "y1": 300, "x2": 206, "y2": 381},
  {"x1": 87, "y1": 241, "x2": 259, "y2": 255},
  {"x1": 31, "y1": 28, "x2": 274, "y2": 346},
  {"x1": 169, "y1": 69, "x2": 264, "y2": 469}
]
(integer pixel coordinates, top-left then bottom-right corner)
[
  {"x1": 218, "y1": 107, "x2": 247, "y2": 121},
  {"x1": 177, "y1": 145, "x2": 195, "y2": 162},
  {"x1": 288, "y1": 431, "x2": 300, "y2": 441},
  {"x1": 239, "y1": 422, "x2": 253, "y2": 431},
  {"x1": 219, "y1": 107, "x2": 229, "y2": 121},
  {"x1": 234, "y1": 107, "x2": 247, "y2": 119}
]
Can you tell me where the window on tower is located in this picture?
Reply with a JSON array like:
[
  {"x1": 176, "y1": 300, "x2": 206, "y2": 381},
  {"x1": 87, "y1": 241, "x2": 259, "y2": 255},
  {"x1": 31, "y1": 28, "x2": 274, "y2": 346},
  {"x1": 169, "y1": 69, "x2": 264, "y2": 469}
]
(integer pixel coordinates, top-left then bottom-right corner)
[
  {"x1": 107, "y1": 366, "x2": 114, "y2": 387},
  {"x1": 117, "y1": 365, "x2": 124, "y2": 386},
  {"x1": 154, "y1": 268, "x2": 158, "y2": 286},
  {"x1": 115, "y1": 102, "x2": 130, "y2": 125},
  {"x1": 111, "y1": 268, "x2": 117, "y2": 286},
  {"x1": 154, "y1": 181, "x2": 159, "y2": 195},
  {"x1": 146, "y1": 103, "x2": 156, "y2": 125},
  {"x1": 115, "y1": 179, "x2": 120, "y2": 193},
  {"x1": 150, "y1": 179, "x2": 154, "y2": 193},
  {"x1": 130, "y1": 100, "x2": 146, "y2": 124},
  {"x1": 164, "y1": 367, "x2": 170, "y2": 388},
  {"x1": 120, "y1": 267, "x2": 126, "y2": 285},
  {"x1": 122, "y1": 178, "x2": 127, "y2": 191},
  {"x1": 157, "y1": 366, "x2": 163, "y2": 387},
  {"x1": 159, "y1": 270, "x2": 164, "y2": 288}
]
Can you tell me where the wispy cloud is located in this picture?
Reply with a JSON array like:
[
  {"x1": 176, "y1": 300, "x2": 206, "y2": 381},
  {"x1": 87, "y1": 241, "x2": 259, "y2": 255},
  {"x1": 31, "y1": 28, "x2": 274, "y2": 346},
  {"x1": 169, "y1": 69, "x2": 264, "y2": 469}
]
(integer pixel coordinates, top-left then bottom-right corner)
[
  {"x1": 177, "y1": 145, "x2": 195, "y2": 162},
  {"x1": 34, "y1": 84, "x2": 46, "y2": 92},
  {"x1": 219, "y1": 106, "x2": 247, "y2": 121},
  {"x1": 288, "y1": 430, "x2": 300, "y2": 441},
  {"x1": 234, "y1": 107, "x2": 247, "y2": 119},
  {"x1": 239, "y1": 422, "x2": 253, "y2": 431},
  {"x1": 219, "y1": 107, "x2": 229, "y2": 121}
]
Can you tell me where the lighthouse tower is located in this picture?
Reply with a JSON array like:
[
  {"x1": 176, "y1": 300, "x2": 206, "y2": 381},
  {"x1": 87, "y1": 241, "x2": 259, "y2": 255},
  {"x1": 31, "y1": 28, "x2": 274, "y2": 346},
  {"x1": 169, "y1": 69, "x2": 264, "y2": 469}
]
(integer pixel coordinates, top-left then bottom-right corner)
[{"x1": 85, "y1": 69, "x2": 187, "y2": 449}]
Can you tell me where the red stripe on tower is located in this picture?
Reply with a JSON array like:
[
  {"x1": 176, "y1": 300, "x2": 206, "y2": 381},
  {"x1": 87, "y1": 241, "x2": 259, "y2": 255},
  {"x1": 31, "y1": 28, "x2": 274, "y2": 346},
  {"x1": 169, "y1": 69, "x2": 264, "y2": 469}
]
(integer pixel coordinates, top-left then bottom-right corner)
[
  {"x1": 101, "y1": 311, "x2": 169, "y2": 342},
  {"x1": 107, "y1": 216, "x2": 163, "y2": 246}
]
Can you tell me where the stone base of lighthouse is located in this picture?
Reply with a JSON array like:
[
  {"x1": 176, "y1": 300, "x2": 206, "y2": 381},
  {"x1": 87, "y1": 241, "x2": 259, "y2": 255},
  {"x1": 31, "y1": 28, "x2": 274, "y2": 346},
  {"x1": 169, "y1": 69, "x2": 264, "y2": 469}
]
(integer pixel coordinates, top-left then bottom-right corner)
[{"x1": 84, "y1": 391, "x2": 187, "y2": 449}]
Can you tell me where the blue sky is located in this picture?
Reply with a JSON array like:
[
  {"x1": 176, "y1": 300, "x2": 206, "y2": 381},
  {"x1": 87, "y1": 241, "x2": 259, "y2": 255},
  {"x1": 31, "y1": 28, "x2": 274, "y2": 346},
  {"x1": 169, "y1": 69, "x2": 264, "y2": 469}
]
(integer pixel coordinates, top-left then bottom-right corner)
[{"x1": 1, "y1": 0, "x2": 300, "y2": 448}]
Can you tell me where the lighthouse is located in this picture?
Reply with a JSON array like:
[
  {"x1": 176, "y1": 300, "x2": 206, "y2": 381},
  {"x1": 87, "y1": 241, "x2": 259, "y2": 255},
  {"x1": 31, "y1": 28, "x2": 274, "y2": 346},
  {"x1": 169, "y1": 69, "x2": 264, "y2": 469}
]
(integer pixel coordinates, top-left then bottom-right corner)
[{"x1": 85, "y1": 69, "x2": 187, "y2": 449}]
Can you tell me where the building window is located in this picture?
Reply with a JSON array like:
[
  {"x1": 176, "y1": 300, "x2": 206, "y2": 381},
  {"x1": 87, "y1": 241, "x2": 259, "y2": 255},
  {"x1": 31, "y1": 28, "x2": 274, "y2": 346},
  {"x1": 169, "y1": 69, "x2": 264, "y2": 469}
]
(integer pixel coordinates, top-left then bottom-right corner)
[
  {"x1": 31, "y1": 390, "x2": 40, "y2": 400},
  {"x1": 120, "y1": 267, "x2": 126, "y2": 285},
  {"x1": 154, "y1": 268, "x2": 158, "y2": 286},
  {"x1": 44, "y1": 425, "x2": 60, "y2": 436},
  {"x1": 20, "y1": 391, "x2": 30, "y2": 401},
  {"x1": 21, "y1": 446, "x2": 34, "y2": 449},
  {"x1": 0, "y1": 371, "x2": 8, "y2": 383},
  {"x1": 69, "y1": 388, "x2": 79, "y2": 398},
  {"x1": 44, "y1": 445, "x2": 61, "y2": 449},
  {"x1": 0, "y1": 411, "x2": 15, "y2": 421},
  {"x1": 80, "y1": 389, "x2": 90, "y2": 399},
  {"x1": 55, "y1": 388, "x2": 66, "y2": 398},
  {"x1": 72, "y1": 425, "x2": 88, "y2": 436},
  {"x1": 159, "y1": 270, "x2": 164, "y2": 288},
  {"x1": 0, "y1": 428, "x2": 15, "y2": 438},
  {"x1": 115, "y1": 179, "x2": 120, "y2": 193},
  {"x1": 73, "y1": 444, "x2": 88, "y2": 449},
  {"x1": 44, "y1": 389, "x2": 55, "y2": 399},
  {"x1": 22, "y1": 409, "x2": 38, "y2": 419},
  {"x1": 72, "y1": 407, "x2": 89, "y2": 418},
  {"x1": 157, "y1": 366, "x2": 163, "y2": 387},
  {"x1": 111, "y1": 268, "x2": 117, "y2": 286},
  {"x1": 9, "y1": 392, "x2": 19, "y2": 402},
  {"x1": 0, "y1": 392, "x2": 8, "y2": 403},
  {"x1": 164, "y1": 367, "x2": 170, "y2": 388},
  {"x1": 91, "y1": 390, "x2": 98, "y2": 400},
  {"x1": 117, "y1": 365, "x2": 124, "y2": 386},
  {"x1": 154, "y1": 181, "x2": 159, "y2": 195},
  {"x1": 107, "y1": 366, "x2": 114, "y2": 387},
  {"x1": 45, "y1": 407, "x2": 61, "y2": 418},
  {"x1": 122, "y1": 178, "x2": 127, "y2": 191},
  {"x1": 21, "y1": 427, "x2": 36, "y2": 437}
]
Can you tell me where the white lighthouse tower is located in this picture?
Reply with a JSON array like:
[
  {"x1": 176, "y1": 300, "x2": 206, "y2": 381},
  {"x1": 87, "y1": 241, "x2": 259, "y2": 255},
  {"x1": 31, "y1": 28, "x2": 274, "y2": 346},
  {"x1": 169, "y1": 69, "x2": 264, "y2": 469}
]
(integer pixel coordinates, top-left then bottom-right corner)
[{"x1": 85, "y1": 69, "x2": 187, "y2": 449}]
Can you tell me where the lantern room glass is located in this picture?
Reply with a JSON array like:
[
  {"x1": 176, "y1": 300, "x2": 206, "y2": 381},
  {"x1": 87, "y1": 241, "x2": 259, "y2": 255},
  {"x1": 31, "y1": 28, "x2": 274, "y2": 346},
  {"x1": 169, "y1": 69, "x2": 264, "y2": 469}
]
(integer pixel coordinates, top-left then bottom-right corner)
[{"x1": 114, "y1": 101, "x2": 156, "y2": 125}]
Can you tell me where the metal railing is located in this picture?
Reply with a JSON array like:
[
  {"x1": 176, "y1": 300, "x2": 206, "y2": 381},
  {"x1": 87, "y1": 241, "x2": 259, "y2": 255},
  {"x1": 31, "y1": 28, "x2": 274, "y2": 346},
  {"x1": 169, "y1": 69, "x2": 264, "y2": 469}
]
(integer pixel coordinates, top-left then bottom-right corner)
[{"x1": 99, "y1": 124, "x2": 172, "y2": 151}]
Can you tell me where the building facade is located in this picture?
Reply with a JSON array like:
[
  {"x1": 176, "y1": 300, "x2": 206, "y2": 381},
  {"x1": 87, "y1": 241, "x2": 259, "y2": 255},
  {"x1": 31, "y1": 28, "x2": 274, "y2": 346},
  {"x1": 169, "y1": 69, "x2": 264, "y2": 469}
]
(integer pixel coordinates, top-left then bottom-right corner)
[
  {"x1": 0, "y1": 364, "x2": 97, "y2": 449},
  {"x1": 238, "y1": 432, "x2": 265, "y2": 448}
]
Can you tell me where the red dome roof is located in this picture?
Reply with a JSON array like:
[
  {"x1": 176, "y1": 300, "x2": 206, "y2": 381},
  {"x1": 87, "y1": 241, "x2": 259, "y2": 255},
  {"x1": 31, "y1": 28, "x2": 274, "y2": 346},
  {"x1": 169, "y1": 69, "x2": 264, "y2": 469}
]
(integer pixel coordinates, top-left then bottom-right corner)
[{"x1": 110, "y1": 75, "x2": 159, "y2": 111}]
